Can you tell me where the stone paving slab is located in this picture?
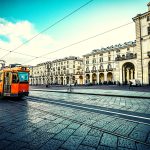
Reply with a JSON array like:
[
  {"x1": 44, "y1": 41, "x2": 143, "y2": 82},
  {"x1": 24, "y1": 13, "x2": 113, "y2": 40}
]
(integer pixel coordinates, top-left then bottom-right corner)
[
  {"x1": 30, "y1": 91, "x2": 150, "y2": 115},
  {"x1": 31, "y1": 88, "x2": 150, "y2": 98},
  {"x1": 0, "y1": 98, "x2": 150, "y2": 150}
]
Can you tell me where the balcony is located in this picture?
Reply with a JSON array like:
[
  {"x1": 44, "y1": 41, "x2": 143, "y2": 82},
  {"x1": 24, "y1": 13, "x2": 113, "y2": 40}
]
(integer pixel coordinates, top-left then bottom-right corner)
[
  {"x1": 106, "y1": 68, "x2": 113, "y2": 72},
  {"x1": 98, "y1": 69, "x2": 104, "y2": 72},
  {"x1": 147, "y1": 51, "x2": 150, "y2": 57},
  {"x1": 91, "y1": 70, "x2": 97, "y2": 73},
  {"x1": 126, "y1": 53, "x2": 137, "y2": 59},
  {"x1": 85, "y1": 70, "x2": 90, "y2": 73},
  {"x1": 115, "y1": 53, "x2": 137, "y2": 61}
]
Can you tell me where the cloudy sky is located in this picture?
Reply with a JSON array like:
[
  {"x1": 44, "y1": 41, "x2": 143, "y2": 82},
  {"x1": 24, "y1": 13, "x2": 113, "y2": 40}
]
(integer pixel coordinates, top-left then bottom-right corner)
[{"x1": 0, "y1": 0, "x2": 149, "y2": 66}]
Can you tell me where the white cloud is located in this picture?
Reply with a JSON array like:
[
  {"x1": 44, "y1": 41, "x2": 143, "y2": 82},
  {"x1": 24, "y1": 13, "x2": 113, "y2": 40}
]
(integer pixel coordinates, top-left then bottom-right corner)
[
  {"x1": 0, "y1": 18, "x2": 54, "y2": 65},
  {"x1": 0, "y1": 17, "x2": 136, "y2": 66}
]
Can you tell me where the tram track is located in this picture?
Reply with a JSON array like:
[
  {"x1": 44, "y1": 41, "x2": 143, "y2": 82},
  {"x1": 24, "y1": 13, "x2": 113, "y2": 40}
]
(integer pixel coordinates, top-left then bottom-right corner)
[
  {"x1": 27, "y1": 96, "x2": 150, "y2": 125},
  {"x1": 7, "y1": 96, "x2": 150, "y2": 147}
]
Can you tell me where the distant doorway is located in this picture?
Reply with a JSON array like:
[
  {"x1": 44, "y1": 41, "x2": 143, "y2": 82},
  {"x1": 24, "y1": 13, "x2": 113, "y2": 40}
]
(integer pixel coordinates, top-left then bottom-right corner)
[
  {"x1": 86, "y1": 74, "x2": 90, "y2": 83},
  {"x1": 99, "y1": 73, "x2": 104, "y2": 83},
  {"x1": 92, "y1": 73, "x2": 97, "y2": 84},
  {"x1": 122, "y1": 62, "x2": 135, "y2": 84},
  {"x1": 79, "y1": 76, "x2": 83, "y2": 84},
  {"x1": 107, "y1": 72, "x2": 113, "y2": 82}
]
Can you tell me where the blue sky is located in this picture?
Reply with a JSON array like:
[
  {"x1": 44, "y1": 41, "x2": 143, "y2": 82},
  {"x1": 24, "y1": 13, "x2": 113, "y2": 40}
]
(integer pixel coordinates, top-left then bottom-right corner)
[{"x1": 0, "y1": 0, "x2": 149, "y2": 65}]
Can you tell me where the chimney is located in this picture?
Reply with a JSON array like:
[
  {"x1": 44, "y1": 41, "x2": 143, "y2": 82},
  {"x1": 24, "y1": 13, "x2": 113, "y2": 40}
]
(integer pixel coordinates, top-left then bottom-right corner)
[{"x1": 148, "y1": 2, "x2": 150, "y2": 11}]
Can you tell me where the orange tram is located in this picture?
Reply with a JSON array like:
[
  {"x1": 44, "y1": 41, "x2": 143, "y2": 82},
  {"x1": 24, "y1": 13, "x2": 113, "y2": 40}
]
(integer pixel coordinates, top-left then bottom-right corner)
[{"x1": 0, "y1": 65, "x2": 29, "y2": 98}]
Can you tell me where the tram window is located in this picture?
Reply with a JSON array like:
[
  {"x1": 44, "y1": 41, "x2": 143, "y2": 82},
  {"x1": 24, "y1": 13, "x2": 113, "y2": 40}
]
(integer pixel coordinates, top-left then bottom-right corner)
[
  {"x1": 18, "y1": 72, "x2": 29, "y2": 82},
  {"x1": 0, "y1": 73, "x2": 2, "y2": 82},
  {"x1": 12, "y1": 73, "x2": 19, "y2": 83}
]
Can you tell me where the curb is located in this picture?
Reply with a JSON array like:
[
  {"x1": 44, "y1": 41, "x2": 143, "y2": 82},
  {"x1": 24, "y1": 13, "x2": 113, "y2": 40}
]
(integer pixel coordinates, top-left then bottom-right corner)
[{"x1": 30, "y1": 89, "x2": 150, "y2": 99}]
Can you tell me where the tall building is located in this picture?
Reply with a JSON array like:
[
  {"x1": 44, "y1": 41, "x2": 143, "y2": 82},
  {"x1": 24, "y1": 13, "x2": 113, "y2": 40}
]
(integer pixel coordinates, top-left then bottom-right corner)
[
  {"x1": 132, "y1": 2, "x2": 150, "y2": 85},
  {"x1": 30, "y1": 56, "x2": 83, "y2": 85},
  {"x1": 83, "y1": 41, "x2": 136, "y2": 85},
  {"x1": 83, "y1": 3, "x2": 150, "y2": 85}
]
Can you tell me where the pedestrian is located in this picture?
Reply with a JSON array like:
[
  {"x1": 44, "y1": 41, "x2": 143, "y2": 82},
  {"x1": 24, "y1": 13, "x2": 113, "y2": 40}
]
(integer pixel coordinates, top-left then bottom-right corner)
[
  {"x1": 129, "y1": 80, "x2": 133, "y2": 89},
  {"x1": 67, "y1": 84, "x2": 72, "y2": 92}
]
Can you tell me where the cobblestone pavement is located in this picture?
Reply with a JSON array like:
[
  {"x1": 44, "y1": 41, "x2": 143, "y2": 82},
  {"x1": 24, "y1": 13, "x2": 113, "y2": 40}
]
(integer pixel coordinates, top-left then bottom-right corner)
[
  {"x1": 0, "y1": 96, "x2": 150, "y2": 150},
  {"x1": 30, "y1": 91, "x2": 150, "y2": 115}
]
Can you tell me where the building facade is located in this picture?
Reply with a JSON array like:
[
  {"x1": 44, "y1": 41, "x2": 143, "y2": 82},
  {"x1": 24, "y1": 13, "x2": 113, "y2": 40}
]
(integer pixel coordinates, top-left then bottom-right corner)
[
  {"x1": 132, "y1": 2, "x2": 150, "y2": 85},
  {"x1": 83, "y1": 3, "x2": 150, "y2": 85},
  {"x1": 30, "y1": 3, "x2": 150, "y2": 85},
  {"x1": 83, "y1": 41, "x2": 137, "y2": 85},
  {"x1": 30, "y1": 62, "x2": 47, "y2": 85},
  {"x1": 30, "y1": 56, "x2": 83, "y2": 85}
]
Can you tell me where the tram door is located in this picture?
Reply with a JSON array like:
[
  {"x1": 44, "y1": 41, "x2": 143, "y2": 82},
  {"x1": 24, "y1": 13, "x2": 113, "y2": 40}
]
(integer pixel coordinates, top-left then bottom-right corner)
[{"x1": 4, "y1": 72, "x2": 11, "y2": 94}]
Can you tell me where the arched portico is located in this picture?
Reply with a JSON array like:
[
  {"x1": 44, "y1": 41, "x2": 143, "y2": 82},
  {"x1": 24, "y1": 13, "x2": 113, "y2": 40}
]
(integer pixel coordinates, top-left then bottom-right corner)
[
  {"x1": 66, "y1": 76, "x2": 69, "y2": 84},
  {"x1": 107, "y1": 72, "x2": 113, "y2": 81},
  {"x1": 79, "y1": 76, "x2": 83, "y2": 84},
  {"x1": 85, "y1": 74, "x2": 90, "y2": 83},
  {"x1": 99, "y1": 73, "x2": 104, "y2": 83},
  {"x1": 55, "y1": 77, "x2": 58, "y2": 84},
  {"x1": 122, "y1": 62, "x2": 135, "y2": 84},
  {"x1": 72, "y1": 76, "x2": 75, "y2": 83},
  {"x1": 60, "y1": 77, "x2": 63, "y2": 85},
  {"x1": 92, "y1": 73, "x2": 97, "y2": 84}
]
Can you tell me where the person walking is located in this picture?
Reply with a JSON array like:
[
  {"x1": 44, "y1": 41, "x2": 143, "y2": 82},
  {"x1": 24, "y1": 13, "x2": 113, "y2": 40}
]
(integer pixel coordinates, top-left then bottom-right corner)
[
  {"x1": 67, "y1": 84, "x2": 72, "y2": 92},
  {"x1": 129, "y1": 80, "x2": 133, "y2": 89}
]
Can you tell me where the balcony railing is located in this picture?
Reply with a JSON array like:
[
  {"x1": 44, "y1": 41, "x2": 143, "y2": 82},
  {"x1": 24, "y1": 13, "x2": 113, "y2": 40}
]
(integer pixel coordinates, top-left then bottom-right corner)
[
  {"x1": 106, "y1": 68, "x2": 113, "y2": 71},
  {"x1": 91, "y1": 70, "x2": 97, "y2": 73},
  {"x1": 76, "y1": 71, "x2": 83, "y2": 75},
  {"x1": 85, "y1": 70, "x2": 90, "y2": 73},
  {"x1": 115, "y1": 53, "x2": 137, "y2": 61},
  {"x1": 98, "y1": 69, "x2": 104, "y2": 72}
]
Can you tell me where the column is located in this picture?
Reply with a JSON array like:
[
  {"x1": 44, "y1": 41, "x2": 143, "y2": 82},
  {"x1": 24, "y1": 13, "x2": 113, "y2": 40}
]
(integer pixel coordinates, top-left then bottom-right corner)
[
  {"x1": 104, "y1": 72, "x2": 107, "y2": 81},
  {"x1": 97, "y1": 72, "x2": 99, "y2": 84},
  {"x1": 126, "y1": 69, "x2": 129, "y2": 83},
  {"x1": 90, "y1": 73, "x2": 92, "y2": 83}
]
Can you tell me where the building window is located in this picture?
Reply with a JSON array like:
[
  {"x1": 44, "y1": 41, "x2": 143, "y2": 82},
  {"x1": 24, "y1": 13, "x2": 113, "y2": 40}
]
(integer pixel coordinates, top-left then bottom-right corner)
[
  {"x1": 147, "y1": 16, "x2": 150, "y2": 21},
  {"x1": 108, "y1": 56, "x2": 111, "y2": 61},
  {"x1": 99, "y1": 57, "x2": 103, "y2": 62},
  {"x1": 73, "y1": 65, "x2": 75, "y2": 68},
  {"x1": 108, "y1": 51, "x2": 110, "y2": 54},
  {"x1": 100, "y1": 53, "x2": 103, "y2": 56},
  {"x1": 93, "y1": 59, "x2": 96, "y2": 63},
  {"x1": 127, "y1": 47, "x2": 130, "y2": 51},
  {"x1": 86, "y1": 67, "x2": 89, "y2": 72},
  {"x1": 107, "y1": 64, "x2": 111, "y2": 69},
  {"x1": 86, "y1": 60, "x2": 89, "y2": 64},
  {"x1": 148, "y1": 26, "x2": 150, "y2": 35},
  {"x1": 93, "y1": 66, "x2": 96, "y2": 70},
  {"x1": 100, "y1": 65, "x2": 103, "y2": 70}
]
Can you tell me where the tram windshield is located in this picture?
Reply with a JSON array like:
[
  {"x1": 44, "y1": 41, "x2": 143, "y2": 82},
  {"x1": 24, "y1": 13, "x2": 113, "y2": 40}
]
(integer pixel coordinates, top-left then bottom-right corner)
[{"x1": 18, "y1": 72, "x2": 29, "y2": 82}]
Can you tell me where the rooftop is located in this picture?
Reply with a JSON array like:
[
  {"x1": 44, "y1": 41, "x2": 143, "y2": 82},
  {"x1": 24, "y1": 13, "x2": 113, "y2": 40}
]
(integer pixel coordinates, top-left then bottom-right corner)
[{"x1": 83, "y1": 41, "x2": 136, "y2": 57}]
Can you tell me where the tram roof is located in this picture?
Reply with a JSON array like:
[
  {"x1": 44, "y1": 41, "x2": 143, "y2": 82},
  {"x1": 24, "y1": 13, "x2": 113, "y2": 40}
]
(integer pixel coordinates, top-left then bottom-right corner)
[{"x1": 0, "y1": 66, "x2": 29, "y2": 72}]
